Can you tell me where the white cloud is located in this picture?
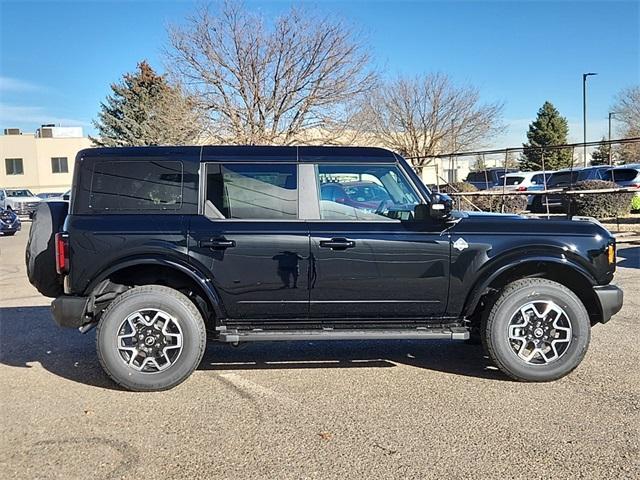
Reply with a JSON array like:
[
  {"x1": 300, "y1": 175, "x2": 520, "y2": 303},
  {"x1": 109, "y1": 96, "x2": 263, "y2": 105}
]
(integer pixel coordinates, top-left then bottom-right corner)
[
  {"x1": 0, "y1": 76, "x2": 46, "y2": 93},
  {"x1": 0, "y1": 103, "x2": 89, "y2": 129}
]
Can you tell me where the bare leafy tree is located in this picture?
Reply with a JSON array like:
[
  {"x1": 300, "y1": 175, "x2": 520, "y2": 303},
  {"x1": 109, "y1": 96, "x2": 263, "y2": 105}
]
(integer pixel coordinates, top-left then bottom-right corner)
[
  {"x1": 611, "y1": 85, "x2": 640, "y2": 163},
  {"x1": 166, "y1": 1, "x2": 376, "y2": 145},
  {"x1": 92, "y1": 61, "x2": 206, "y2": 147},
  {"x1": 360, "y1": 73, "x2": 504, "y2": 173}
]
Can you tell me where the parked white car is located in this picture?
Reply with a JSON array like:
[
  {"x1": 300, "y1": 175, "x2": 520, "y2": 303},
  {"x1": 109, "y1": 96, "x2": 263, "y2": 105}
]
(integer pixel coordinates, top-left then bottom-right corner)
[
  {"x1": 0, "y1": 188, "x2": 43, "y2": 218},
  {"x1": 502, "y1": 171, "x2": 554, "y2": 207}
]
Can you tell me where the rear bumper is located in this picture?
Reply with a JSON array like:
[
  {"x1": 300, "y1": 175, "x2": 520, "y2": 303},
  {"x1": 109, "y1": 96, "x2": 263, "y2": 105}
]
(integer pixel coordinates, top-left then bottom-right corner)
[
  {"x1": 593, "y1": 285, "x2": 623, "y2": 324},
  {"x1": 51, "y1": 296, "x2": 89, "y2": 328}
]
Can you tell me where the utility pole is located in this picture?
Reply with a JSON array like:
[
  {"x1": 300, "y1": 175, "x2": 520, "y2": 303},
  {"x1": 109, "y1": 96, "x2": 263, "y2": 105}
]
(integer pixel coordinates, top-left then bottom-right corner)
[
  {"x1": 582, "y1": 72, "x2": 598, "y2": 167},
  {"x1": 608, "y1": 111, "x2": 618, "y2": 165}
]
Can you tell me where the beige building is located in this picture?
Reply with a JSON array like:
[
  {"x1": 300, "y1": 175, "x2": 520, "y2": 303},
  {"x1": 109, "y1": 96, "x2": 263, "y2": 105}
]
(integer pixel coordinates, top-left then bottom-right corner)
[{"x1": 0, "y1": 126, "x2": 93, "y2": 194}]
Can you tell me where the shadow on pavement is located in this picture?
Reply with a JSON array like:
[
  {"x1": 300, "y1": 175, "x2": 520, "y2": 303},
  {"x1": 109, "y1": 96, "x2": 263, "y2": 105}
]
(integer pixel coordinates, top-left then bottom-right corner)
[
  {"x1": 0, "y1": 306, "x2": 507, "y2": 390},
  {"x1": 617, "y1": 246, "x2": 640, "y2": 269}
]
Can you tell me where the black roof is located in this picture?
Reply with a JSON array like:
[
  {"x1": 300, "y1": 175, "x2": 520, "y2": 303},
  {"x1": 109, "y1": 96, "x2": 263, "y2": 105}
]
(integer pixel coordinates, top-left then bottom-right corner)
[{"x1": 77, "y1": 145, "x2": 399, "y2": 163}]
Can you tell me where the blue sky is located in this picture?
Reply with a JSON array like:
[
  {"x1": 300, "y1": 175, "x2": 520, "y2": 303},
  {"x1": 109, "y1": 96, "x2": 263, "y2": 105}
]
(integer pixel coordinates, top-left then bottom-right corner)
[{"x1": 1, "y1": 0, "x2": 638, "y2": 148}]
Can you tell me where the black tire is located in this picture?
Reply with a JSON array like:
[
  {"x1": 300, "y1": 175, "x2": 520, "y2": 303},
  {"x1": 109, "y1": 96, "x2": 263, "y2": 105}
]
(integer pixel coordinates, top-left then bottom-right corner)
[
  {"x1": 96, "y1": 285, "x2": 207, "y2": 391},
  {"x1": 530, "y1": 196, "x2": 543, "y2": 213},
  {"x1": 25, "y1": 201, "x2": 68, "y2": 297},
  {"x1": 482, "y1": 278, "x2": 590, "y2": 382},
  {"x1": 3, "y1": 232, "x2": 16, "y2": 236}
]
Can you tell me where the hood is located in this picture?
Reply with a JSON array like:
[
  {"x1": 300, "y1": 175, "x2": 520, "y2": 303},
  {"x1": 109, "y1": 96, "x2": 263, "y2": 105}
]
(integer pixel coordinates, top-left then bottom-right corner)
[
  {"x1": 451, "y1": 209, "x2": 612, "y2": 239},
  {"x1": 8, "y1": 196, "x2": 41, "y2": 203}
]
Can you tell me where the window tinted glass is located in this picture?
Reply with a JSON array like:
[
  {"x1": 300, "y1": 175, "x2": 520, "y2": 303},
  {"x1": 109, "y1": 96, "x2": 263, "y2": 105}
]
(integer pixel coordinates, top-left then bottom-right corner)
[
  {"x1": 466, "y1": 172, "x2": 487, "y2": 182},
  {"x1": 90, "y1": 161, "x2": 183, "y2": 210},
  {"x1": 604, "y1": 169, "x2": 639, "y2": 182},
  {"x1": 317, "y1": 164, "x2": 419, "y2": 221},
  {"x1": 549, "y1": 171, "x2": 579, "y2": 186},
  {"x1": 205, "y1": 163, "x2": 297, "y2": 219},
  {"x1": 504, "y1": 176, "x2": 524, "y2": 186}
]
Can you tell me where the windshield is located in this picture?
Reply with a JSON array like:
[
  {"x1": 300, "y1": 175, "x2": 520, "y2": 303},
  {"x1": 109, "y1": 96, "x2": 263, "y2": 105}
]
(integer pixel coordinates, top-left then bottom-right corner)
[
  {"x1": 6, "y1": 189, "x2": 34, "y2": 197},
  {"x1": 342, "y1": 183, "x2": 391, "y2": 202}
]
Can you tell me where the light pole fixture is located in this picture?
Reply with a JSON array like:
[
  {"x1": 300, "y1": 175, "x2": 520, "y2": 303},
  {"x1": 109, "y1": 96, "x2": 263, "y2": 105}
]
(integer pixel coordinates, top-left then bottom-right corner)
[
  {"x1": 582, "y1": 72, "x2": 598, "y2": 166},
  {"x1": 608, "y1": 111, "x2": 619, "y2": 165}
]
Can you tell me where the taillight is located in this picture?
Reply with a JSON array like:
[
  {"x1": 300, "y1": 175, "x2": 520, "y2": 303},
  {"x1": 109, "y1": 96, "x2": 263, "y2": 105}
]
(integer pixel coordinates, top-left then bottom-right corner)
[
  {"x1": 633, "y1": 183, "x2": 640, "y2": 189},
  {"x1": 517, "y1": 186, "x2": 527, "y2": 191},
  {"x1": 55, "y1": 232, "x2": 69, "y2": 274},
  {"x1": 607, "y1": 244, "x2": 616, "y2": 266}
]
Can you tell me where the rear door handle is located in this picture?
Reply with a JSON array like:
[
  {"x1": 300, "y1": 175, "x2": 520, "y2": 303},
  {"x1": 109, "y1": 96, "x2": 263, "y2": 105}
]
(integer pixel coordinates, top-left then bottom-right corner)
[
  {"x1": 199, "y1": 238, "x2": 236, "y2": 249},
  {"x1": 319, "y1": 238, "x2": 356, "y2": 250}
]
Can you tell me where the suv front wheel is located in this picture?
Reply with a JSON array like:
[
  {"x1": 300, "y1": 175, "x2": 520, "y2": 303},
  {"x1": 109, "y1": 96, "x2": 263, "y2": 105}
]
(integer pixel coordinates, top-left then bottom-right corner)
[
  {"x1": 96, "y1": 285, "x2": 207, "y2": 391},
  {"x1": 482, "y1": 278, "x2": 590, "y2": 382}
]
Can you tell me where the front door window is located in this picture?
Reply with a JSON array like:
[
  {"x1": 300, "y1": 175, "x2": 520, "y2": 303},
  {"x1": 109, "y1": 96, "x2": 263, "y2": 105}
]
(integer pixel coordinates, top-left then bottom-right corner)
[{"x1": 317, "y1": 164, "x2": 420, "y2": 221}]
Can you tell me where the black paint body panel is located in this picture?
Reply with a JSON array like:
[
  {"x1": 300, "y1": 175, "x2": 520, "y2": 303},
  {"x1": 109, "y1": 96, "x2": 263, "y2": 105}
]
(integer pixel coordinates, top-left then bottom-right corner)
[{"x1": 60, "y1": 146, "x2": 619, "y2": 329}]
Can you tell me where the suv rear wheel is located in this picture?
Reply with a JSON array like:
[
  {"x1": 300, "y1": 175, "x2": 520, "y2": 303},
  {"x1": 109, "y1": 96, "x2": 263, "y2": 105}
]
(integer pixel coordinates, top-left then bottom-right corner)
[
  {"x1": 482, "y1": 278, "x2": 590, "y2": 382},
  {"x1": 96, "y1": 285, "x2": 206, "y2": 391}
]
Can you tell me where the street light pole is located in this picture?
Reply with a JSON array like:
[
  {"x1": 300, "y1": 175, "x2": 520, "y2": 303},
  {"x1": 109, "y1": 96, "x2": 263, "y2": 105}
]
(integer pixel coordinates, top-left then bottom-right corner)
[
  {"x1": 608, "y1": 111, "x2": 618, "y2": 165},
  {"x1": 582, "y1": 72, "x2": 598, "y2": 167}
]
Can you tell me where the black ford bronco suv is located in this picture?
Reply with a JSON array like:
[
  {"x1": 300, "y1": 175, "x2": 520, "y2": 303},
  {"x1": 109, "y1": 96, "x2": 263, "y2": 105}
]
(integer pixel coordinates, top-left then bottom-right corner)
[{"x1": 26, "y1": 146, "x2": 623, "y2": 391}]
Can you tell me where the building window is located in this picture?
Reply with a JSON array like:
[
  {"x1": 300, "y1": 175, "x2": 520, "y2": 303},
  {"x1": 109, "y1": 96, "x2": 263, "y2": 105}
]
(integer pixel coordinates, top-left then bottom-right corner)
[
  {"x1": 5, "y1": 158, "x2": 24, "y2": 175},
  {"x1": 51, "y1": 157, "x2": 69, "y2": 173}
]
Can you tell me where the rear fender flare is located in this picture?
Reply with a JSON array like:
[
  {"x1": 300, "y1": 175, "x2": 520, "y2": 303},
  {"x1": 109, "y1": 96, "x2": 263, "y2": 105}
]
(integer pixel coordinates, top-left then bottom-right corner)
[{"x1": 85, "y1": 257, "x2": 224, "y2": 319}]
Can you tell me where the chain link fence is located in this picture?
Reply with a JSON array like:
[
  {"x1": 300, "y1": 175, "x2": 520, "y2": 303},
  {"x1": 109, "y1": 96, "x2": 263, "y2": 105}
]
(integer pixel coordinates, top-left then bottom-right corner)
[{"x1": 405, "y1": 137, "x2": 640, "y2": 219}]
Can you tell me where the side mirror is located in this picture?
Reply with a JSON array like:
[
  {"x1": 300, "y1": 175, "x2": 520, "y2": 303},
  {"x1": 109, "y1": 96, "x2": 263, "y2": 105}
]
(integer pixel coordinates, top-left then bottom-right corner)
[{"x1": 428, "y1": 193, "x2": 453, "y2": 220}]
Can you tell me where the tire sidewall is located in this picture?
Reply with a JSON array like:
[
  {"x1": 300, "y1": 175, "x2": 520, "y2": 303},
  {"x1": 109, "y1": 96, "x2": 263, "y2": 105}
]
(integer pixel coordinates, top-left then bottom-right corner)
[
  {"x1": 97, "y1": 288, "x2": 205, "y2": 391},
  {"x1": 488, "y1": 282, "x2": 590, "y2": 381}
]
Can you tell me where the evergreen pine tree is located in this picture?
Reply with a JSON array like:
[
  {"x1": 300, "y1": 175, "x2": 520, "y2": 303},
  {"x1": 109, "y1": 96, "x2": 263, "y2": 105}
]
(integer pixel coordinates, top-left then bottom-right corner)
[
  {"x1": 590, "y1": 138, "x2": 611, "y2": 166},
  {"x1": 92, "y1": 61, "x2": 203, "y2": 147},
  {"x1": 520, "y1": 101, "x2": 573, "y2": 171}
]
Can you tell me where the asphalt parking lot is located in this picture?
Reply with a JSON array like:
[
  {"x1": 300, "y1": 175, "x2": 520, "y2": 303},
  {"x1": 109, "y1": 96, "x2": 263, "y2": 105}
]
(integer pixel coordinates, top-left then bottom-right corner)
[{"x1": 1, "y1": 226, "x2": 639, "y2": 479}]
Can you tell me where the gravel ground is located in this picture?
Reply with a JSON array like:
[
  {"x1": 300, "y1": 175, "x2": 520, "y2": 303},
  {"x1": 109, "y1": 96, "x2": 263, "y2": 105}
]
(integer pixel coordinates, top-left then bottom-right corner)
[{"x1": 1, "y1": 226, "x2": 639, "y2": 479}]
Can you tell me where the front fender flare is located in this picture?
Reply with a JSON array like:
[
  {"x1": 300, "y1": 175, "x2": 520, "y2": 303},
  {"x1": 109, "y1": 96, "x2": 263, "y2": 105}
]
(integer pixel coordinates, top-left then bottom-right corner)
[{"x1": 462, "y1": 254, "x2": 597, "y2": 318}]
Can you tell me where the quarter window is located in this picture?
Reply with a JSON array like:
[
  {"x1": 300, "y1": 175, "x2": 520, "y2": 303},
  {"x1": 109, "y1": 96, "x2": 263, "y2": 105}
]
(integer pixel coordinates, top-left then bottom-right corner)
[
  {"x1": 316, "y1": 164, "x2": 420, "y2": 221},
  {"x1": 51, "y1": 157, "x2": 69, "y2": 173},
  {"x1": 5, "y1": 158, "x2": 23, "y2": 175},
  {"x1": 205, "y1": 163, "x2": 298, "y2": 220},
  {"x1": 89, "y1": 160, "x2": 184, "y2": 210}
]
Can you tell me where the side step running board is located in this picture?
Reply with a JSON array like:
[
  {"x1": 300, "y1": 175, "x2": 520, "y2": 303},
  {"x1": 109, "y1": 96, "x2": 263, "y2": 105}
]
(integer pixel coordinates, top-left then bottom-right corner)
[{"x1": 218, "y1": 327, "x2": 469, "y2": 343}]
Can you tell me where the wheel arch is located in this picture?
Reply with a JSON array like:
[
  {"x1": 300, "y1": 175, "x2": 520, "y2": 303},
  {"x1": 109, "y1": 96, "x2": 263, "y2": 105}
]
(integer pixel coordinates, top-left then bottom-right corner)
[
  {"x1": 463, "y1": 256, "x2": 602, "y2": 325},
  {"x1": 85, "y1": 256, "x2": 224, "y2": 325}
]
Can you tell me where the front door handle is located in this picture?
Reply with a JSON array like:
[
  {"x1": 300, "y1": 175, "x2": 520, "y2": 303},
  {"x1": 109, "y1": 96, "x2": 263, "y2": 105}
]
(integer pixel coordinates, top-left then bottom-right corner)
[
  {"x1": 319, "y1": 238, "x2": 356, "y2": 250},
  {"x1": 199, "y1": 237, "x2": 236, "y2": 250}
]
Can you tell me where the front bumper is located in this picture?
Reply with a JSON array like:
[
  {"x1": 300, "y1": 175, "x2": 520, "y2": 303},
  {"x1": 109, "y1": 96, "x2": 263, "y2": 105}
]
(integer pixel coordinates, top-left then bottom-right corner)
[
  {"x1": 51, "y1": 296, "x2": 90, "y2": 328},
  {"x1": 0, "y1": 222, "x2": 21, "y2": 233},
  {"x1": 593, "y1": 285, "x2": 623, "y2": 323}
]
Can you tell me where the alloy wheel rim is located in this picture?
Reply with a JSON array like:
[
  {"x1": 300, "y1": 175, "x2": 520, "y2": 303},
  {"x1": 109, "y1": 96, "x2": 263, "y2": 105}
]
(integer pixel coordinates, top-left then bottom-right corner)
[
  {"x1": 116, "y1": 309, "x2": 183, "y2": 373},
  {"x1": 507, "y1": 300, "x2": 572, "y2": 365}
]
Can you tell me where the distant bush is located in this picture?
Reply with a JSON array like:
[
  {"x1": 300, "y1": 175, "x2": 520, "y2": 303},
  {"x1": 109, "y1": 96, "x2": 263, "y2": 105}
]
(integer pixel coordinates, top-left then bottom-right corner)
[
  {"x1": 568, "y1": 180, "x2": 633, "y2": 218},
  {"x1": 631, "y1": 195, "x2": 640, "y2": 213},
  {"x1": 439, "y1": 182, "x2": 527, "y2": 214}
]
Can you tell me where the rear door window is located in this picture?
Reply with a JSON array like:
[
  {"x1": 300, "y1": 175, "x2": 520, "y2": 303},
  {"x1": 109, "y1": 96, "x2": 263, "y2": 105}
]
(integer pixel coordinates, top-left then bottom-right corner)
[
  {"x1": 504, "y1": 176, "x2": 524, "y2": 186},
  {"x1": 90, "y1": 160, "x2": 184, "y2": 211},
  {"x1": 205, "y1": 163, "x2": 298, "y2": 220}
]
